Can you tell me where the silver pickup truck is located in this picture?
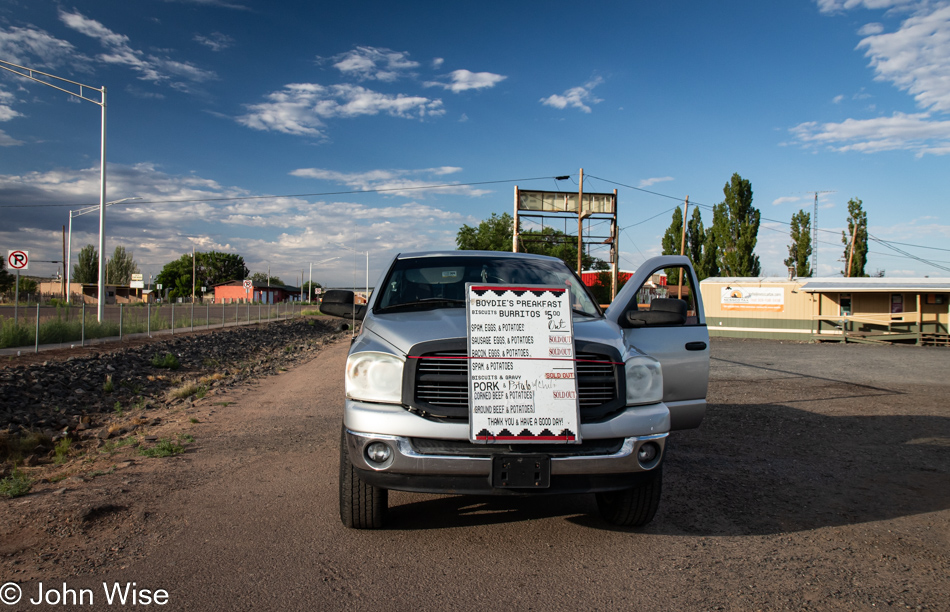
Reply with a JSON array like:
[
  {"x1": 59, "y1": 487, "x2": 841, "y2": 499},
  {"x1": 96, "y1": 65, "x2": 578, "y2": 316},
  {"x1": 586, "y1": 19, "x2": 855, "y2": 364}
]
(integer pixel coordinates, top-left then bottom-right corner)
[{"x1": 321, "y1": 251, "x2": 709, "y2": 529}]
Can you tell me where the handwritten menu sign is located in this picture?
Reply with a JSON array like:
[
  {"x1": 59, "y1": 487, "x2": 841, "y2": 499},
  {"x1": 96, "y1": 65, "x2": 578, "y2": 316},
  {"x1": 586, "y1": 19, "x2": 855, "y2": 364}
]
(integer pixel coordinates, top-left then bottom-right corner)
[{"x1": 466, "y1": 284, "x2": 580, "y2": 444}]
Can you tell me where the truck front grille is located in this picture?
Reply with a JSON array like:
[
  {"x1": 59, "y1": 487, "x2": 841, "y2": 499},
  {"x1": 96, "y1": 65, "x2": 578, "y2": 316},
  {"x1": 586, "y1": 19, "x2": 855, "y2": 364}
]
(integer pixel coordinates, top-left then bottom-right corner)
[{"x1": 409, "y1": 347, "x2": 622, "y2": 422}]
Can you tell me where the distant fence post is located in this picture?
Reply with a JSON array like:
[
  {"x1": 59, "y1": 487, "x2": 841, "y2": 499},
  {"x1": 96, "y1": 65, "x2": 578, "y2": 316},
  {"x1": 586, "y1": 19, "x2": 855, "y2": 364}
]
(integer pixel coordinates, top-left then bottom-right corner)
[
  {"x1": 221, "y1": 302, "x2": 225, "y2": 328},
  {"x1": 171, "y1": 302, "x2": 175, "y2": 336},
  {"x1": 147, "y1": 301, "x2": 151, "y2": 337},
  {"x1": 81, "y1": 302, "x2": 86, "y2": 347},
  {"x1": 119, "y1": 304, "x2": 123, "y2": 341},
  {"x1": 34, "y1": 303, "x2": 40, "y2": 353}
]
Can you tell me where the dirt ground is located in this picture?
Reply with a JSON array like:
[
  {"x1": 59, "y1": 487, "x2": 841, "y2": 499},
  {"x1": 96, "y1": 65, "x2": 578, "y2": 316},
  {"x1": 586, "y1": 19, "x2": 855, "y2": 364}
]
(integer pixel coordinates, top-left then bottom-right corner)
[{"x1": 1, "y1": 336, "x2": 948, "y2": 610}]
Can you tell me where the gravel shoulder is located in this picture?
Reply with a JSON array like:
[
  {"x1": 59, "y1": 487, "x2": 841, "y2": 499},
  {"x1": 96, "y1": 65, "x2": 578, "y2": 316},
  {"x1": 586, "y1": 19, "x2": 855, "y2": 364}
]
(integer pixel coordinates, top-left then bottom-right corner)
[{"x1": 2, "y1": 335, "x2": 948, "y2": 610}]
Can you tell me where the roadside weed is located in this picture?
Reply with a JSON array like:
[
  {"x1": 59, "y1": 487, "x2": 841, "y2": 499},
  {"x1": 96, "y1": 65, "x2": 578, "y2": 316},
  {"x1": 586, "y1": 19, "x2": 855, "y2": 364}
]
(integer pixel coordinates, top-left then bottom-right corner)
[{"x1": 0, "y1": 467, "x2": 32, "y2": 498}]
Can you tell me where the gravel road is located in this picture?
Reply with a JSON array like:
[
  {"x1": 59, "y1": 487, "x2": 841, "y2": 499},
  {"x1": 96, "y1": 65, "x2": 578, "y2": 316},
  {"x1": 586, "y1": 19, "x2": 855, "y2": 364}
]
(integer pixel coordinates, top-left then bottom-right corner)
[{"x1": 2, "y1": 337, "x2": 948, "y2": 611}]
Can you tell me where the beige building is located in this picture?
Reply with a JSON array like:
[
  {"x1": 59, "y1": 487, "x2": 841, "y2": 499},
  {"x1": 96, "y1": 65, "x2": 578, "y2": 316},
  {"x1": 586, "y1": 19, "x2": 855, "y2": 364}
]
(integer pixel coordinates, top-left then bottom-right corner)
[{"x1": 700, "y1": 276, "x2": 950, "y2": 345}]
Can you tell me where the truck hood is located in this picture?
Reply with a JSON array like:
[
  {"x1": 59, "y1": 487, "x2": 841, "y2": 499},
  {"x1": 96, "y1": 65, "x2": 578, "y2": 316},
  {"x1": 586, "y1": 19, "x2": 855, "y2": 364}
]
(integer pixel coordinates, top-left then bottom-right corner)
[{"x1": 361, "y1": 308, "x2": 630, "y2": 357}]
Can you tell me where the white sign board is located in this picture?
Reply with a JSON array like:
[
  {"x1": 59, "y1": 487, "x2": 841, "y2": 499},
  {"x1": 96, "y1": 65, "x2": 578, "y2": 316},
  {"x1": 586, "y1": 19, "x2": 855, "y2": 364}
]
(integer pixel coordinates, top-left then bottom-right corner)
[
  {"x1": 467, "y1": 284, "x2": 580, "y2": 444},
  {"x1": 130, "y1": 280, "x2": 145, "y2": 289},
  {"x1": 721, "y1": 287, "x2": 785, "y2": 312},
  {"x1": 314, "y1": 287, "x2": 323, "y2": 295},
  {"x1": 7, "y1": 250, "x2": 28, "y2": 271},
  {"x1": 243, "y1": 280, "x2": 252, "y2": 291}
]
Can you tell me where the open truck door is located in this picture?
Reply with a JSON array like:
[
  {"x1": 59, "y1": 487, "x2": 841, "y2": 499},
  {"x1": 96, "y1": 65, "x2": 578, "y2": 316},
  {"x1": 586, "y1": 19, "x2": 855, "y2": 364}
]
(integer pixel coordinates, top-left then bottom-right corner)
[{"x1": 605, "y1": 255, "x2": 709, "y2": 430}]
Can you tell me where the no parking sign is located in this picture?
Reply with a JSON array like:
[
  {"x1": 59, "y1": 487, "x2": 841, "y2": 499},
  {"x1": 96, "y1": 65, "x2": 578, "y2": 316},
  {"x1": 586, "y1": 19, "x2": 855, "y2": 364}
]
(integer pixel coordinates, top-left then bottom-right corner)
[{"x1": 7, "y1": 250, "x2": 28, "y2": 271}]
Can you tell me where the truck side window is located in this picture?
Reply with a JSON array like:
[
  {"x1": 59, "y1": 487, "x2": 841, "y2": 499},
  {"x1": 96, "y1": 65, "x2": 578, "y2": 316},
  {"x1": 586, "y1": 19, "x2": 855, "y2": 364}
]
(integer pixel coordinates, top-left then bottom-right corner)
[{"x1": 631, "y1": 265, "x2": 699, "y2": 326}]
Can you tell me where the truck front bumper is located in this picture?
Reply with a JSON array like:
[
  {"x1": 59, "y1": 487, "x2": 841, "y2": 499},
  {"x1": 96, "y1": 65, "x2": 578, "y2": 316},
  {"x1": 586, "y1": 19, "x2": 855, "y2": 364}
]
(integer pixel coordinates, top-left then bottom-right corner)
[{"x1": 343, "y1": 400, "x2": 670, "y2": 495}]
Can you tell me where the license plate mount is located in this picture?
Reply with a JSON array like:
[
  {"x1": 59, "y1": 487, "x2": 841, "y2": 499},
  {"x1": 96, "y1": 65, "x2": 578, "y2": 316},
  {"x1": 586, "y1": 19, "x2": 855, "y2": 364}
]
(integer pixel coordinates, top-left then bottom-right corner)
[{"x1": 491, "y1": 455, "x2": 551, "y2": 489}]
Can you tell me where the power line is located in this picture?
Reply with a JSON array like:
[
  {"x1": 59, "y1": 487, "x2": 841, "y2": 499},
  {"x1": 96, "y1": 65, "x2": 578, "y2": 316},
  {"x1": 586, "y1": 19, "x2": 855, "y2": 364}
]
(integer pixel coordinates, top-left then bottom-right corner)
[
  {"x1": 0, "y1": 175, "x2": 563, "y2": 209},
  {"x1": 591, "y1": 173, "x2": 950, "y2": 274}
]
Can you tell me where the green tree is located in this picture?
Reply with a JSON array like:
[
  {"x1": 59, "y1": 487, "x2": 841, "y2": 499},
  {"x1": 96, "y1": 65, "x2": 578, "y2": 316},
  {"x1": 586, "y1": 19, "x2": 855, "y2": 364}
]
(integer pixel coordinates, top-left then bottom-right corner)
[
  {"x1": 301, "y1": 280, "x2": 322, "y2": 300},
  {"x1": 784, "y1": 210, "x2": 813, "y2": 277},
  {"x1": 456, "y1": 212, "x2": 607, "y2": 271},
  {"x1": 198, "y1": 251, "x2": 249, "y2": 288},
  {"x1": 686, "y1": 207, "x2": 708, "y2": 278},
  {"x1": 105, "y1": 246, "x2": 140, "y2": 285},
  {"x1": 456, "y1": 212, "x2": 513, "y2": 251},
  {"x1": 251, "y1": 271, "x2": 283, "y2": 286},
  {"x1": 0, "y1": 257, "x2": 13, "y2": 292},
  {"x1": 709, "y1": 173, "x2": 761, "y2": 277},
  {"x1": 661, "y1": 206, "x2": 685, "y2": 285},
  {"x1": 157, "y1": 251, "x2": 250, "y2": 300},
  {"x1": 72, "y1": 245, "x2": 99, "y2": 284},
  {"x1": 842, "y1": 198, "x2": 868, "y2": 277}
]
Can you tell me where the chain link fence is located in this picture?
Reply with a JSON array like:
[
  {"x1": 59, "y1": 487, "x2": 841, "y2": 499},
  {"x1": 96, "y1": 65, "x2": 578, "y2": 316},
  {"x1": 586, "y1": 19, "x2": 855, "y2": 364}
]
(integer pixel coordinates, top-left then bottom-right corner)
[{"x1": 0, "y1": 301, "x2": 302, "y2": 351}]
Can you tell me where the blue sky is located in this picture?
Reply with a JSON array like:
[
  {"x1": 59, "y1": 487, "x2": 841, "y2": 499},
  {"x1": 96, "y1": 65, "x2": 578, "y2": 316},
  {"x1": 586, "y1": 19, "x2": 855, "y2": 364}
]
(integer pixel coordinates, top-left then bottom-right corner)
[{"x1": 1, "y1": 0, "x2": 949, "y2": 288}]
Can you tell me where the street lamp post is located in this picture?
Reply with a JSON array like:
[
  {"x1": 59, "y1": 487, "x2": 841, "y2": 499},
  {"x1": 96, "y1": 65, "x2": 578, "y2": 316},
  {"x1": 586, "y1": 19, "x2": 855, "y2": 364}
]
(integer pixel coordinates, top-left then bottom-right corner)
[
  {"x1": 0, "y1": 59, "x2": 109, "y2": 321},
  {"x1": 66, "y1": 197, "x2": 140, "y2": 303},
  {"x1": 308, "y1": 257, "x2": 340, "y2": 302},
  {"x1": 332, "y1": 244, "x2": 369, "y2": 303}
]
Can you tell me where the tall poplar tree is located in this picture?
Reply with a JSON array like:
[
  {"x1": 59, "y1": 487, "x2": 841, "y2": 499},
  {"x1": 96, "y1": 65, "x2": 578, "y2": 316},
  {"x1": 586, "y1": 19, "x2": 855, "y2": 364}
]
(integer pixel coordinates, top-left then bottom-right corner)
[
  {"x1": 660, "y1": 206, "x2": 685, "y2": 284},
  {"x1": 709, "y1": 173, "x2": 761, "y2": 277},
  {"x1": 842, "y1": 198, "x2": 868, "y2": 277},
  {"x1": 784, "y1": 210, "x2": 812, "y2": 277},
  {"x1": 106, "y1": 246, "x2": 140, "y2": 285},
  {"x1": 72, "y1": 245, "x2": 99, "y2": 284}
]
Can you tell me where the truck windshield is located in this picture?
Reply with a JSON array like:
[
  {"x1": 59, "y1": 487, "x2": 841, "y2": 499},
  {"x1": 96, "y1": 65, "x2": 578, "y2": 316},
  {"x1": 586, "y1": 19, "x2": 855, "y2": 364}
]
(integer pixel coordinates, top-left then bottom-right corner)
[{"x1": 375, "y1": 255, "x2": 601, "y2": 317}]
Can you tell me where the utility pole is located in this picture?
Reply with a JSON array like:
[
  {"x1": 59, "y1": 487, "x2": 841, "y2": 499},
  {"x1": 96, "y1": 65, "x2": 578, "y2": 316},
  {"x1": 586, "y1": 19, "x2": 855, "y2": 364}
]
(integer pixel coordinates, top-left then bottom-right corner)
[
  {"x1": 62, "y1": 226, "x2": 67, "y2": 301},
  {"x1": 576, "y1": 168, "x2": 585, "y2": 274},
  {"x1": 677, "y1": 196, "x2": 689, "y2": 299},
  {"x1": 192, "y1": 245, "x2": 196, "y2": 303}
]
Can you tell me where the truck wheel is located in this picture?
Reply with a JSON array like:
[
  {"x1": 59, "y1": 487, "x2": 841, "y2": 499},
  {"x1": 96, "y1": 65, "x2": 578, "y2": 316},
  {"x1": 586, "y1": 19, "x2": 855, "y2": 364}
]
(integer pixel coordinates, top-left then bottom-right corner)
[
  {"x1": 339, "y1": 429, "x2": 388, "y2": 529},
  {"x1": 595, "y1": 466, "x2": 662, "y2": 527}
]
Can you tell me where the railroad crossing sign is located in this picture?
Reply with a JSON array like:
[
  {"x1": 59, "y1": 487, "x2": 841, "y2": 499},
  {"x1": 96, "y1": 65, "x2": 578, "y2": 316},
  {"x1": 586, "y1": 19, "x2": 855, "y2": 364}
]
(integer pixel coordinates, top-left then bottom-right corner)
[{"x1": 7, "y1": 250, "x2": 28, "y2": 271}]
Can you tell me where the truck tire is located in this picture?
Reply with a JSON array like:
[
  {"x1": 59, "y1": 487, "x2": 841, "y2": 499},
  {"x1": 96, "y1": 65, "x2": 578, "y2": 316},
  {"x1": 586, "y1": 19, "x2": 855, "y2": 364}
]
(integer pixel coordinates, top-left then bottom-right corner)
[
  {"x1": 595, "y1": 466, "x2": 662, "y2": 527},
  {"x1": 339, "y1": 428, "x2": 388, "y2": 529}
]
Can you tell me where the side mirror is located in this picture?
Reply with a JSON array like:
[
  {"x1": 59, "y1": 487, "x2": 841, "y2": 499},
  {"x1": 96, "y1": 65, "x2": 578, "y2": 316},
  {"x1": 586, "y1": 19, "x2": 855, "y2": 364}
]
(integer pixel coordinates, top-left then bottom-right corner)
[
  {"x1": 621, "y1": 298, "x2": 687, "y2": 328},
  {"x1": 320, "y1": 290, "x2": 367, "y2": 321}
]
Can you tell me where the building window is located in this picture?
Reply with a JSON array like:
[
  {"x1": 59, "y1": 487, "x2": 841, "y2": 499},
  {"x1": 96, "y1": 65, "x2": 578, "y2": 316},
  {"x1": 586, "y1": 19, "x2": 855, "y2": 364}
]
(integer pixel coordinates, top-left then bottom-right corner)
[
  {"x1": 839, "y1": 294, "x2": 852, "y2": 316},
  {"x1": 891, "y1": 294, "x2": 903, "y2": 314}
]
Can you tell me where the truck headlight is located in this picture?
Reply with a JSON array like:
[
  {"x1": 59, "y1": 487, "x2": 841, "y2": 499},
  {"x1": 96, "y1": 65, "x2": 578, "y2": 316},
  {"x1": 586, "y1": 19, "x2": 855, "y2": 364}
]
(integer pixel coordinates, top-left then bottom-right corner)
[
  {"x1": 345, "y1": 351, "x2": 405, "y2": 404},
  {"x1": 625, "y1": 356, "x2": 663, "y2": 405}
]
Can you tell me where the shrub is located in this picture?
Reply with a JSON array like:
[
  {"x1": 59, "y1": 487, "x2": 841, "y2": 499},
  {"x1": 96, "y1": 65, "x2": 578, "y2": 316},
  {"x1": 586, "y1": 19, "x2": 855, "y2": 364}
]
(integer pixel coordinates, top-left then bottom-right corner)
[
  {"x1": 139, "y1": 438, "x2": 185, "y2": 458},
  {"x1": 151, "y1": 352, "x2": 180, "y2": 370},
  {"x1": 0, "y1": 467, "x2": 32, "y2": 498}
]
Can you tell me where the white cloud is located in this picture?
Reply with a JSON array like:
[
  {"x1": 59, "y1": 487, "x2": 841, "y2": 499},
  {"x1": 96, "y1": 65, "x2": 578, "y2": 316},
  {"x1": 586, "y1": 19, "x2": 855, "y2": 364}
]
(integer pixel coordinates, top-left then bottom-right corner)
[
  {"x1": 858, "y1": 22, "x2": 886, "y2": 34},
  {"x1": 0, "y1": 130, "x2": 23, "y2": 146},
  {"x1": 0, "y1": 163, "x2": 468, "y2": 285},
  {"x1": 816, "y1": 0, "x2": 917, "y2": 14},
  {"x1": 194, "y1": 32, "x2": 235, "y2": 52},
  {"x1": 797, "y1": 2, "x2": 950, "y2": 155},
  {"x1": 59, "y1": 9, "x2": 216, "y2": 87},
  {"x1": 330, "y1": 46, "x2": 419, "y2": 82},
  {"x1": 540, "y1": 77, "x2": 604, "y2": 113},
  {"x1": 0, "y1": 25, "x2": 83, "y2": 67},
  {"x1": 425, "y1": 69, "x2": 507, "y2": 93},
  {"x1": 638, "y1": 176, "x2": 674, "y2": 188},
  {"x1": 772, "y1": 196, "x2": 803, "y2": 206},
  {"x1": 857, "y1": 3, "x2": 950, "y2": 113},
  {"x1": 832, "y1": 94, "x2": 846, "y2": 103},
  {"x1": 432, "y1": 58, "x2": 444, "y2": 69},
  {"x1": 289, "y1": 166, "x2": 489, "y2": 198},
  {"x1": 238, "y1": 83, "x2": 444, "y2": 137},
  {"x1": 791, "y1": 111, "x2": 950, "y2": 155}
]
